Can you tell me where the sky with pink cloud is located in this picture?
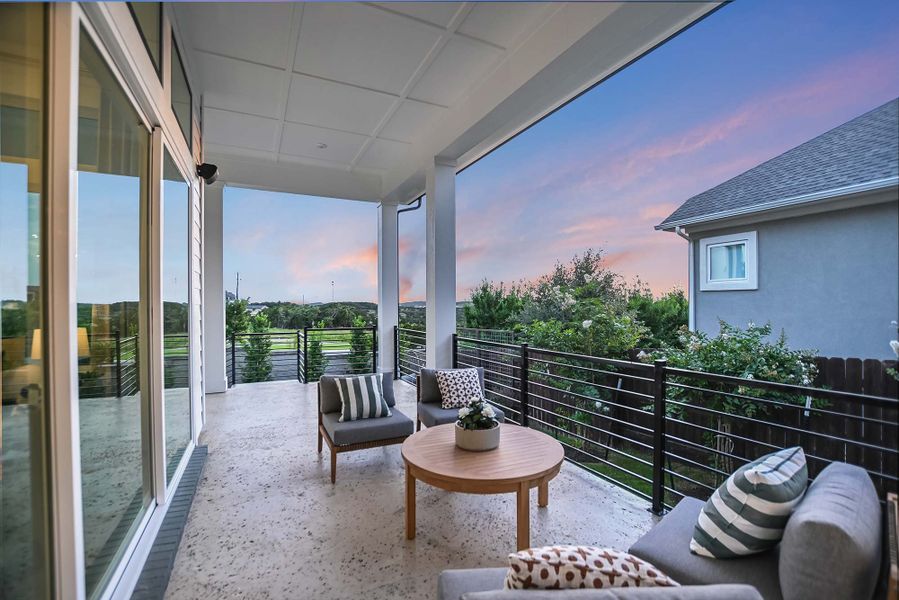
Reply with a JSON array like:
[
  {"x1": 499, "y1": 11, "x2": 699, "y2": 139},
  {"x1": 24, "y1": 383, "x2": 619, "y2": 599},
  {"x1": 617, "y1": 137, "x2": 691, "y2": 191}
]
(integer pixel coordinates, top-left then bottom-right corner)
[{"x1": 224, "y1": 0, "x2": 899, "y2": 304}]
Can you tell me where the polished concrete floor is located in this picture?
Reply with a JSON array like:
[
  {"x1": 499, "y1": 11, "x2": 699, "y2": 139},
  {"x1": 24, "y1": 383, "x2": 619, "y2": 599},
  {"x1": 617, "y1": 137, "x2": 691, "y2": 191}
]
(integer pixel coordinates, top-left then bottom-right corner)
[{"x1": 165, "y1": 379, "x2": 656, "y2": 600}]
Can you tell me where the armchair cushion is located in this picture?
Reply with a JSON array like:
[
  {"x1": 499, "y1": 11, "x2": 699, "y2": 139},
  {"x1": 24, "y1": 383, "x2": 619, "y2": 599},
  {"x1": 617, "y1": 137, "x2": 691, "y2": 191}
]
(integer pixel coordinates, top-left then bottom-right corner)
[
  {"x1": 628, "y1": 498, "x2": 782, "y2": 600},
  {"x1": 320, "y1": 373, "x2": 396, "y2": 414},
  {"x1": 420, "y1": 367, "x2": 484, "y2": 404},
  {"x1": 419, "y1": 401, "x2": 505, "y2": 428},
  {"x1": 320, "y1": 407, "x2": 413, "y2": 446}
]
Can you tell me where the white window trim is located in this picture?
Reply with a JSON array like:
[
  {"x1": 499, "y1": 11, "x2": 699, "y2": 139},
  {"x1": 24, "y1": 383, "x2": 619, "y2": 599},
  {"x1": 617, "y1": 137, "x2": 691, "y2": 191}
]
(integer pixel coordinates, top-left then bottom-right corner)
[{"x1": 699, "y1": 231, "x2": 758, "y2": 291}]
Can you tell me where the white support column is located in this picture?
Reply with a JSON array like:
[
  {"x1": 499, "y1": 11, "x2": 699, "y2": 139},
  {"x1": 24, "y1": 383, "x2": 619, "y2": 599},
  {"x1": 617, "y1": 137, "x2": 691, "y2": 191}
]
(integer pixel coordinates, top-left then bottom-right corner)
[
  {"x1": 202, "y1": 183, "x2": 227, "y2": 393},
  {"x1": 377, "y1": 202, "x2": 399, "y2": 374},
  {"x1": 425, "y1": 158, "x2": 457, "y2": 369}
]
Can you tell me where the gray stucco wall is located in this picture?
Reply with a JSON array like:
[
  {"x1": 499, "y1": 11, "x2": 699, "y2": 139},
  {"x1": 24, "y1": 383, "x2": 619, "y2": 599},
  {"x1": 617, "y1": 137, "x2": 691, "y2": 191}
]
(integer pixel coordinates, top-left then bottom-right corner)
[{"x1": 692, "y1": 200, "x2": 899, "y2": 359}]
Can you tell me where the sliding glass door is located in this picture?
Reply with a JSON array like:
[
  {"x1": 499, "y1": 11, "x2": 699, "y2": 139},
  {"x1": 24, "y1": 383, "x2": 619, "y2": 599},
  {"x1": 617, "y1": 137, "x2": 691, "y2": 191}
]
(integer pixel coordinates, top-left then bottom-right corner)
[
  {"x1": 0, "y1": 5, "x2": 51, "y2": 599},
  {"x1": 76, "y1": 29, "x2": 152, "y2": 599},
  {"x1": 162, "y1": 150, "x2": 191, "y2": 483}
]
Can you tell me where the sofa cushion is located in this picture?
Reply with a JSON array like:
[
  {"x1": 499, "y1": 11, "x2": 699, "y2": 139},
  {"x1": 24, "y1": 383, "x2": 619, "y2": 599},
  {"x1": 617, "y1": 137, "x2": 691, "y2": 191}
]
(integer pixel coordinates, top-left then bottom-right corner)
[
  {"x1": 420, "y1": 367, "x2": 484, "y2": 404},
  {"x1": 439, "y1": 568, "x2": 507, "y2": 600},
  {"x1": 504, "y1": 546, "x2": 678, "y2": 590},
  {"x1": 320, "y1": 408, "x2": 413, "y2": 446},
  {"x1": 691, "y1": 447, "x2": 807, "y2": 559},
  {"x1": 419, "y1": 401, "x2": 505, "y2": 428},
  {"x1": 629, "y1": 497, "x2": 782, "y2": 600},
  {"x1": 320, "y1": 373, "x2": 396, "y2": 414},
  {"x1": 462, "y1": 584, "x2": 764, "y2": 600},
  {"x1": 336, "y1": 374, "x2": 391, "y2": 422},
  {"x1": 779, "y1": 462, "x2": 881, "y2": 600}
]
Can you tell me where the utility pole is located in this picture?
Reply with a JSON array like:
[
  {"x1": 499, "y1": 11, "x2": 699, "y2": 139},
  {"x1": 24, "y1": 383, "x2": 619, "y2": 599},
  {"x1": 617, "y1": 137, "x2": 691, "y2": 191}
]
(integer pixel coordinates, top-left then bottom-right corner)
[
  {"x1": 331, "y1": 280, "x2": 335, "y2": 303},
  {"x1": 235, "y1": 272, "x2": 241, "y2": 299}
]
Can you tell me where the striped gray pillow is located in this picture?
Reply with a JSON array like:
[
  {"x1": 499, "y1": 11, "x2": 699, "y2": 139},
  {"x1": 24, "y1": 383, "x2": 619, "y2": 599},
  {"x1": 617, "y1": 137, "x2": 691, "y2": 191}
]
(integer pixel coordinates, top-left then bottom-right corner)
[
  {"x1": 336, "y1": 374, "x2": 391, "y2": 422},
  {"x1": 690, "y1": 446, "x2": 808, "y2": 558}
]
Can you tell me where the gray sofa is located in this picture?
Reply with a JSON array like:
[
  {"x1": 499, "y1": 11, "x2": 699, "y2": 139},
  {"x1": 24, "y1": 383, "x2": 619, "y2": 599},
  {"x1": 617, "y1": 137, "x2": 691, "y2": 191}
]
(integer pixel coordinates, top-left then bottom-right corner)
[
  {"x1": 438, "y1": 462, "x2": 883, "y2": 600},
  {"x1": 317, "y1": 373, "x2": 414, "y2": 483},
  {"x1": 417, "y1": 367, "x2": 505, "y2": 430}
]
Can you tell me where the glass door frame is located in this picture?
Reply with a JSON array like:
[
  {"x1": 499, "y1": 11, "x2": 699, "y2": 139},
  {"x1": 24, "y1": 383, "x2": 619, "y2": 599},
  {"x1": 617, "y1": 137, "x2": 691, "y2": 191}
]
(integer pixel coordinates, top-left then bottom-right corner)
[{"x1": 44, "y1": 3, "x2": 203, "y2": 599}]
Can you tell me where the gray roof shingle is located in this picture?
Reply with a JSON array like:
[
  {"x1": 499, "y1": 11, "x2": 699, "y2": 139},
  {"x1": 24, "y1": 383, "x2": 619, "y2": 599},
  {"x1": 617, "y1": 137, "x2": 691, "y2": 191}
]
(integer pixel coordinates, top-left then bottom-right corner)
[{"x1": 657, "y1": 98, "x2": 899, "y2": 229}]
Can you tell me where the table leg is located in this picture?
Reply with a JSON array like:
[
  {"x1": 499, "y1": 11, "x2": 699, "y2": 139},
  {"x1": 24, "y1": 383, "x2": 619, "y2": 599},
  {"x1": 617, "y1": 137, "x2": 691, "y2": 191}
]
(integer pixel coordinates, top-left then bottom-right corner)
[
  {"x1": 538, "y1": 481, "x2": 549, "y2": 507},
  {"x1": 405, "y1": 468, "x2": 416, "y2": 540},
  {"x1": 516, "y1": 481, "x2": 530, "y2": 550}
]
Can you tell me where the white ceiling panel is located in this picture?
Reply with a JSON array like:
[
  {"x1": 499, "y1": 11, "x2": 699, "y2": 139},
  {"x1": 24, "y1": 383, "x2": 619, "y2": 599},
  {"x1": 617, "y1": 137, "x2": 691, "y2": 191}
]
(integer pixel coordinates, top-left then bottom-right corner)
[
  {"x1": 177, "y1": 3, "x2": 293, "y2": 68},
  {"x1": 193, "y1": 52, "x2": 284, "y2": 118},
  {"x1": 355, "y1": 137, "x2": 411, "y2": 171},
  {"x1": 457, "y1": 3, "x2": 547, "y2": 49},
  {"x1": 203, "y1": 108, "x2": 278, "y2": 152},
  {"x1": 279, "y1": 121, "x2": 368, "y2": 164},
  {"x1": 408, "y1": 36, "x2": 504, "y2": 106},
  {"x1": 379, "y1": 100, "x2": 447, "y2": 143},
  {"x1": 371, "y1": 2, "x2": 462, "y2": 28},
  {"x1": 294, "y1": 3, "x2": 442, "y2": 95},
  {"x1": 286, "y1": 74, "x2": 397, "y2": 136}
]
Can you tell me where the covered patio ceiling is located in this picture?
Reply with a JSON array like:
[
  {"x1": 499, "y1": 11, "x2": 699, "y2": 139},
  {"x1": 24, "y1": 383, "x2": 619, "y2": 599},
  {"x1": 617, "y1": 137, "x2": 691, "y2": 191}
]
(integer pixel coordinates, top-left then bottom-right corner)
[{"x1": 174, "y1": 1, "x2": 721, "y2": 203}]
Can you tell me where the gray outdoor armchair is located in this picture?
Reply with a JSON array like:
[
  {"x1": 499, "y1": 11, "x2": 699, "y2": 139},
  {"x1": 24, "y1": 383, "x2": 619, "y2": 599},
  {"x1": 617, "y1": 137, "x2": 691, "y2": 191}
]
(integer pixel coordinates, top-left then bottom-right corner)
[
  {"x1": 416, "y1": 367, "x2": 505, "y2": 431},
  {"x1": 317, "y1": 372, "x2": 414, "y2": 483}
]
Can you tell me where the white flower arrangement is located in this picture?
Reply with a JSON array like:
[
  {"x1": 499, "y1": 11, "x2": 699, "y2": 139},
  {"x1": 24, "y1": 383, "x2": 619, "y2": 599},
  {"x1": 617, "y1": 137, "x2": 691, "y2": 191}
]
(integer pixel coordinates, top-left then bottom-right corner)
[{"x1": 457, "y1": 398, "x2": 499, "y2": 431}]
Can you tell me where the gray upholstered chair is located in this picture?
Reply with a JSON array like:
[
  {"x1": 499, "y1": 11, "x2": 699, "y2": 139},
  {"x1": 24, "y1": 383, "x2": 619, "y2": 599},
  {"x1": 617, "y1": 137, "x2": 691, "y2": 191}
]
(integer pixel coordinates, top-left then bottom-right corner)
[
  {"x1": 416, "y1": 367, "x2": 505, "y2": 431},
  {"x1": 317, "y1": 372, "x2": 414, "y2": 483}
]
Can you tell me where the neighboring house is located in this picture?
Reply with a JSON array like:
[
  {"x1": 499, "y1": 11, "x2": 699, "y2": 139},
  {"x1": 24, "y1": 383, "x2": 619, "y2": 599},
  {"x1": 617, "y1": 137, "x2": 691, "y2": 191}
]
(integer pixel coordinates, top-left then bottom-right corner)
[{"x1": 658, "y1": 98, "x2": 899, "y2": 359}]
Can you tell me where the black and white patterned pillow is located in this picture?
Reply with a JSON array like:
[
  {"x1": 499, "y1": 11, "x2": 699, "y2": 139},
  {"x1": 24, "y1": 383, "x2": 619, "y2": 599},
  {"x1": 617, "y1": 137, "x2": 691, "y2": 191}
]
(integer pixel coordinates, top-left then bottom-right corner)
[{"x1": 436, "y1": 368, "x2": 483, "y2": 410}]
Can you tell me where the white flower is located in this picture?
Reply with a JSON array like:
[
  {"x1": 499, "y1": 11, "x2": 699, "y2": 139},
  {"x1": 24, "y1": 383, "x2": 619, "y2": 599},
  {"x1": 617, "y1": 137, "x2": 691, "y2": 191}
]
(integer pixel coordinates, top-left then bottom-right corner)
[
  {"x1": 890, "y1": 340, "x2": 899, "y2": 358},
  {"x1": 458, "y1": 407, "x2": 470, "y2": 418},
  {"x1": 582, "y1": 320, "x2": 593, "y2": 329},
  {"x1": 482, "y1": 405, "x2": 496, "y2": 418},
  {"x1": 636, "y1": 350, "x2": 648, "y2": 360}
]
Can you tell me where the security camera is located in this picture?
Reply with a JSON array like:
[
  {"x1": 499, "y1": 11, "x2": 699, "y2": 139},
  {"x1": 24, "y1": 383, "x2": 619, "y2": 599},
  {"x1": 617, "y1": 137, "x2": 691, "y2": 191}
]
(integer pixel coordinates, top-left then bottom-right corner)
[{"x1": 196, "y1": 163, "x2": 218, "y2": 185}]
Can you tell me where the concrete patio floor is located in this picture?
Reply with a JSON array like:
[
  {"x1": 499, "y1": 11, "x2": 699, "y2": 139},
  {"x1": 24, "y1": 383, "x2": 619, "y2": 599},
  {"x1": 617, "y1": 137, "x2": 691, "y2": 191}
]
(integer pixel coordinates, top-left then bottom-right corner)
[{"x1": 165, "y1": 379, "x2": 656, "y2": 599}]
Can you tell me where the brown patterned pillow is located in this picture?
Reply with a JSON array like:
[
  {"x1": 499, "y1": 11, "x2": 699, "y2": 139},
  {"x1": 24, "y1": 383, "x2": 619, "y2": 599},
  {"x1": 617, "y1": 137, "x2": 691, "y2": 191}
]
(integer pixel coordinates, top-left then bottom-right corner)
[
  {"x1": 435, "y1": 368, "x2": 483, "y2": 409},
  {"x1": 504, "y1": 546, "x2": 679, "y2": 590}
]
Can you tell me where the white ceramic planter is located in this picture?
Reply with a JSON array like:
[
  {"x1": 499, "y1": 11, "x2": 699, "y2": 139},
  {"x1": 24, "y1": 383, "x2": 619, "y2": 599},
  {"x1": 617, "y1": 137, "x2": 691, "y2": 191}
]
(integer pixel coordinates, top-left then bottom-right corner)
[{"x1": 455, "y1": 422, "x2": 500, "y2": 451}]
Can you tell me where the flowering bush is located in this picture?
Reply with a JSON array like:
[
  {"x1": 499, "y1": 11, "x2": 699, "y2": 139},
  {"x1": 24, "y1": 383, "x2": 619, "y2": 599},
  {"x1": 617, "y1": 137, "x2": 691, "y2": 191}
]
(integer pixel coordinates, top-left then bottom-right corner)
[
  {"x1": 457, "y1": 399, "x2": 498, "y2": 430},
  {"x1": 645, "y1": 321, "x2": 820, "y2": 418}
]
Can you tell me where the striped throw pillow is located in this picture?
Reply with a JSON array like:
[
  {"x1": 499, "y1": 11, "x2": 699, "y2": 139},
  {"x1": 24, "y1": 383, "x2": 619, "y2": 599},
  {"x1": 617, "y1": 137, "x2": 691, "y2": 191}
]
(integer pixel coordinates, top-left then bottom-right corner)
[
  {"x1": 690, "y1": 446, "x2": 808, "y2": 558},
  {"x1": 336, "y1": 374, "x2": 392, "y2": 422}
]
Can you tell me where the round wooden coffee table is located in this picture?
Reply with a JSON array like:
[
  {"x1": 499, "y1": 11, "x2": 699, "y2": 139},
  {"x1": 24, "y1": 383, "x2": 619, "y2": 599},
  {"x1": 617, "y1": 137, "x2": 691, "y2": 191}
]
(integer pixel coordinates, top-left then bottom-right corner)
[{"x1": 402, "y1": 422, "x2": 564, "y2": 550}]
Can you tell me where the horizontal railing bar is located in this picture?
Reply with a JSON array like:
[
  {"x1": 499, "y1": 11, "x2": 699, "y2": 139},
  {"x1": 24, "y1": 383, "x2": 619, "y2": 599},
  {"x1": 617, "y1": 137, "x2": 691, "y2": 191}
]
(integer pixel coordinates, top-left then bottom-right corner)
[
  {"x1": 528, "y1": 347, "x2": 655, "y2": 372},
  {"x1": 526, "y1": 403, "x2": 654, "y2": 452},
  {"x1": 455, "y1": 335, "x2": 520, "y2": 350},
  {"x1": 665, "y1": 366, "x2": 898, "y2": 406},
  {"x1": 667, "y1": 399, "x2": 899, "y2": 454},
  {"x1": 528, "y1": 364, "x2": 655, "y2": 398},
  {"x1": 527, "y1": 391, "x2": 655, "y2": 436},
  {"x1": 526, "y1": 378, "x2": 655, "y2": 415},
  {"x1": 528, "y1": 355, "x2": 656, "y2": 384}
]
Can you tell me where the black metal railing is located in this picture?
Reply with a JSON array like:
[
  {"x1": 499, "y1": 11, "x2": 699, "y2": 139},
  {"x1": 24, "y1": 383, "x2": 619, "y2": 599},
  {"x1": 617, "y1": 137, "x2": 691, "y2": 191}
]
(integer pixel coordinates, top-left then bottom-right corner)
[
  {"x1": 227, "y1": 327, "x2": 377, "y2": 386},
  {"x1": 396, "y1": 326, "x2": 426, "y2": 383},
  {"x1": 453, "y1": 334, "x2": 899, "y2": 514}
]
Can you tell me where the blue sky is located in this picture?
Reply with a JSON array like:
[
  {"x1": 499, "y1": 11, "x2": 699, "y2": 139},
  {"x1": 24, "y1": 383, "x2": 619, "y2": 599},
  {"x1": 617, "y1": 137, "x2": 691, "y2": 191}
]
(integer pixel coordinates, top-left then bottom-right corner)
[{"x1": 216, "y1": 0, "x2": 895, "y2": 303}]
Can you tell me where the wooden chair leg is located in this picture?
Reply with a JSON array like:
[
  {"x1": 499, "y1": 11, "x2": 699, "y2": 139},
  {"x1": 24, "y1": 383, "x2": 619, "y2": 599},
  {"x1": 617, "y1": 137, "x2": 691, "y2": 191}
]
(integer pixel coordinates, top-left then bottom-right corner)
[
  {"x1": 416, "y1": 417, "x2": 421, "y2": 432},
  {"x1": 317, "y1": 429, "x2": 323, "y2": 453},
  {"x1": 330, "y1": 449, "x2": 337, "y2": 484}
]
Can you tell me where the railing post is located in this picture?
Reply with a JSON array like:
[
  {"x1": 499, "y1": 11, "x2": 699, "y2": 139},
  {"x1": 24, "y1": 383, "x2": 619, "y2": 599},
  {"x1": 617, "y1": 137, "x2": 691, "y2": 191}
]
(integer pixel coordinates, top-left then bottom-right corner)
[
  {"x1": 651, "y1": 359, "x2": 668, "y2": 515},
  {"x1": 230, "y1": 333, "x2": 237, "y2": 387},
  {"x1": 303, "y1": 326, "x2": 309, "y2": 383},
  {"x1": 114, "y1": 330, "x2": 122, "y2": 398},
  {"x1": 393, "y1": 325, "x2": 399, "y2": 379},
  {"x1": 519, "y1": 343, "x2": 529, "y2": 427},
  {"x1": 371, "y1": 326, "x2": 378, "y2": 374},
  {"x1": 452, "y1": 333, "x2": 458, "y2": 368}
]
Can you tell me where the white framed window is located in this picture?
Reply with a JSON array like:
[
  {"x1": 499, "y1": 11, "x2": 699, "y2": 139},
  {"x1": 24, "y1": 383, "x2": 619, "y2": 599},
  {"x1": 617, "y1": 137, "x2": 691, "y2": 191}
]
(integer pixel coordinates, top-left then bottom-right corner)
[{"x1": 699, "y1": 231, "x2": 758, "y2": 291}]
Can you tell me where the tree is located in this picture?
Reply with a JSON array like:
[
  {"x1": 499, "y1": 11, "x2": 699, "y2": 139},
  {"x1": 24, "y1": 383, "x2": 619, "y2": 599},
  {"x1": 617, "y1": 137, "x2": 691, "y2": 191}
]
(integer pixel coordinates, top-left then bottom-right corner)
[
  {"x1": 462, "y1": 280, "x2": 523, "y2": 330},
  {"x1": 306, "y1": 320, "x2": 328, "y2": 381},
  {"x1": 241, "y1": 312, "x2": 272, "y2": 383},
  {"x1": 348, "y1": 315, "x2": 373, "y2": 373},
  {"x1": 226, "y1": 297, "x2": 251, "y2": 338},
  {"x1": 626, "y1": 284, "x2": 688, "y2": 348}
]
